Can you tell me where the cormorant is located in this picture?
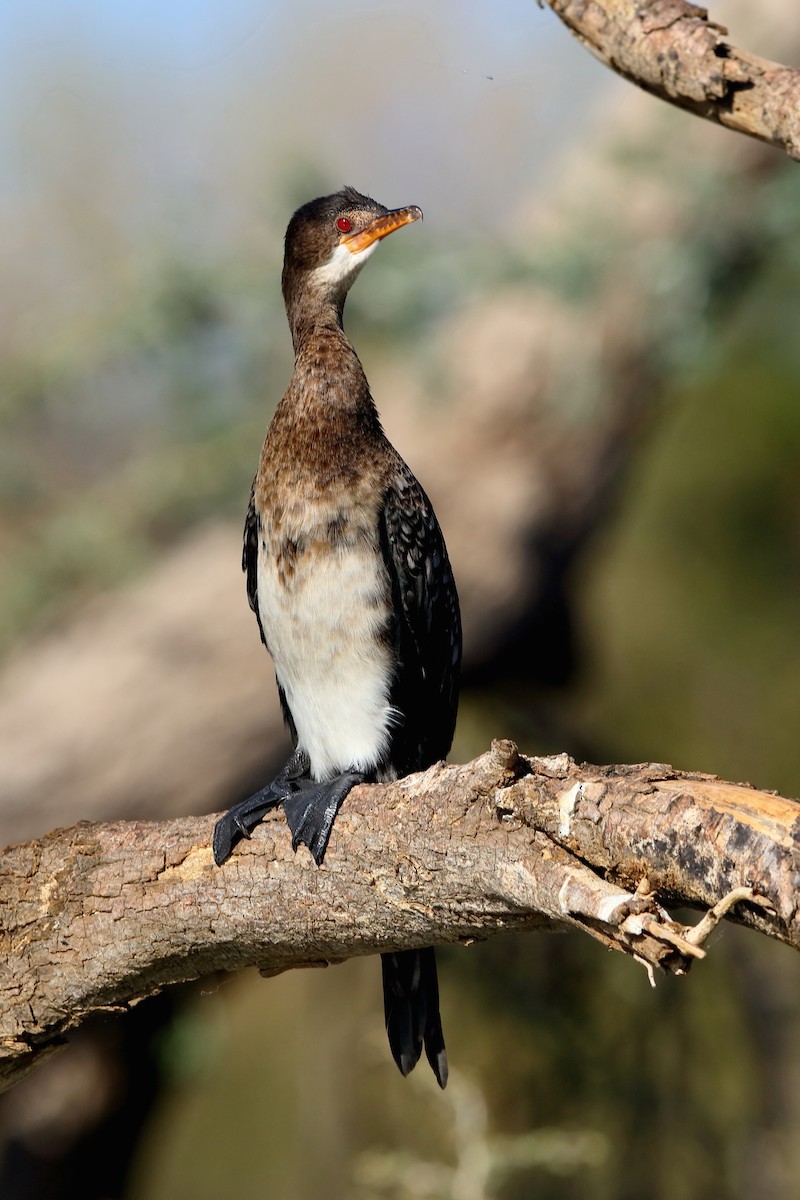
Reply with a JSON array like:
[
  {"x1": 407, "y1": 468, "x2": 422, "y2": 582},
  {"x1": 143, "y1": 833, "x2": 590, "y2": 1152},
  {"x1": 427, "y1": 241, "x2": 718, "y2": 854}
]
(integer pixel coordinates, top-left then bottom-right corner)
[{"x1": 213, "y1": 187, "x2": 461, "y2": 1087}]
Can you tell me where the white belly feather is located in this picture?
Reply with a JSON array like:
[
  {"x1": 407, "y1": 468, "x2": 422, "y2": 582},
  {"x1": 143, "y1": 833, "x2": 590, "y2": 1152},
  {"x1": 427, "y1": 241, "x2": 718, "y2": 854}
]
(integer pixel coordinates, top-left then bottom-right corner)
[{"x1": 257, "y1": 532, "x2": 396, "y2": 781}]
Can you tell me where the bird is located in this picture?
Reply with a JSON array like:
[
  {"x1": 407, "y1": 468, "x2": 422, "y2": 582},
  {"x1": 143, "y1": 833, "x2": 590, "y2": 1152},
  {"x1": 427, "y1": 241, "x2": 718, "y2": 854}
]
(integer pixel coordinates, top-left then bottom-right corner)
[{"x1": 212, "y1": 186, "x2": 461, "y2": 1088}]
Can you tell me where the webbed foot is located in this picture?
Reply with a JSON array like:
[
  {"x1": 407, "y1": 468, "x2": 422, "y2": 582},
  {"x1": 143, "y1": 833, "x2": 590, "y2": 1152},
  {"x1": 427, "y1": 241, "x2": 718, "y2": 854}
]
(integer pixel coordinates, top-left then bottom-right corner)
[
  {"x1": 212, "y1": 749, "x2": 310, "y2": 865},
  {"x1": 282, "y1": 771, "x2": 364, "y2": 865}
]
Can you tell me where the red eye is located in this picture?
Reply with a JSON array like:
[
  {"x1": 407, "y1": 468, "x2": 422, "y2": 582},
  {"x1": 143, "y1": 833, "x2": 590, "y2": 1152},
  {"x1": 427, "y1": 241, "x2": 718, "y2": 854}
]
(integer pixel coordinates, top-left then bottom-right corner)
[{"x1": 337, "y1": 217, "x2": 352, "y2": 232}]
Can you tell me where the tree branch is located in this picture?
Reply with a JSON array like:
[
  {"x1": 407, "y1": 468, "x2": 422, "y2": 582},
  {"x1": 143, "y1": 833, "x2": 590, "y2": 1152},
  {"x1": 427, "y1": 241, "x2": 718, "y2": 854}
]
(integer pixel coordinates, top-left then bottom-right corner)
[
  {"x1": 545, "y1": 0, "x2": 800, "y2": 160},
  {"x1": 0, "y1": 740, "x2": 796, "y2": 1091}
]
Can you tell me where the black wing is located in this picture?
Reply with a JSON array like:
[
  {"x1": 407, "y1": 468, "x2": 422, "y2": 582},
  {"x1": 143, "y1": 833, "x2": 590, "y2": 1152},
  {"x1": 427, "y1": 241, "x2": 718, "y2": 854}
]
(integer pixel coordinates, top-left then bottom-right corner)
[
  {"x1": 243, "y1": 482, "x2": 298, "y2": 744},
  {"x1": 380, "y1": 465, "x2": 461, "y2": 775},
  {"x1": 242, "y1": 481, "x2": 266, "y2": 645}
]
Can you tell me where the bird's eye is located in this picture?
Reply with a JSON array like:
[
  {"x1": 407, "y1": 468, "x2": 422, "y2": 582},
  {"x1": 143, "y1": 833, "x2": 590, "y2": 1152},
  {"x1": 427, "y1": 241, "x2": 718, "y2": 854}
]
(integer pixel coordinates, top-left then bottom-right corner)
[{"x1": 337, "y1": 217, "x2": 352, "y2": 232}]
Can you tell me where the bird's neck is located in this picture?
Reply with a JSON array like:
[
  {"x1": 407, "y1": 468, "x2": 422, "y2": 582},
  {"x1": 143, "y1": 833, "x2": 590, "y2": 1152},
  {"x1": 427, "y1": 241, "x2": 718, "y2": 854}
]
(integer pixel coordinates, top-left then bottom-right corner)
[
  {"x1": 286, "y1": 288, "x2": 346, "y2": 355},
  {"x1": 281, "y1": 295, "x2": 381, "y2": 435}
]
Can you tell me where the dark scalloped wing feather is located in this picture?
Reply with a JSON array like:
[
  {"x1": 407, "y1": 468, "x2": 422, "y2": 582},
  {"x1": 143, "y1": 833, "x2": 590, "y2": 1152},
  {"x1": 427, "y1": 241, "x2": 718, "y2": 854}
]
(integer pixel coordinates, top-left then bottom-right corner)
[
  {"x1": 243, "y1": 482, "x2": 267, "y2": 648},
  {"x1": 380, "y1": 466, "x2": 461, "y2": 773},
  {"x1": 244, "y1": 482, "x2": 298, "y2": 744}
]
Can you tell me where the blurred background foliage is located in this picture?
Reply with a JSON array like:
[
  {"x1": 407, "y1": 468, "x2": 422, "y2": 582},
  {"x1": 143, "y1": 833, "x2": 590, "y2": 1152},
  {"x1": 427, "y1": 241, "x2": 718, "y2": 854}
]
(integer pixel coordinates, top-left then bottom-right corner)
[{"x1": 1, "y1": 2, "x2": 799, "y2": 1198}]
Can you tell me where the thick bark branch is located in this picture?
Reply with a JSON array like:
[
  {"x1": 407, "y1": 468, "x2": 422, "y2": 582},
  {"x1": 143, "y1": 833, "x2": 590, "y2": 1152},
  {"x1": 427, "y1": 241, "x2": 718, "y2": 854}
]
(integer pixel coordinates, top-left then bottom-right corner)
[
  {"x1": 545, "y1": 0, "x2": 800, "y2": 160},
  {"x1": 1, "y1": 741, "x2": 796, "y2": 1092}
]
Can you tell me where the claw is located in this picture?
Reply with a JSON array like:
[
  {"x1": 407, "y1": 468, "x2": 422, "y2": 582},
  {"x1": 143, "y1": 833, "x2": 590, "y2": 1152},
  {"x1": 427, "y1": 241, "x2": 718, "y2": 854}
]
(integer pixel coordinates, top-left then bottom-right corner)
[
  {"x1": 233, "y1": 816, "x2": 253, "y2": 839},
  {"x1": 283, "y1": 771, "x2": 363, "y2": 865},
  {"x1": 213, "y1": 779, "x2": 287, "y2": 865}
]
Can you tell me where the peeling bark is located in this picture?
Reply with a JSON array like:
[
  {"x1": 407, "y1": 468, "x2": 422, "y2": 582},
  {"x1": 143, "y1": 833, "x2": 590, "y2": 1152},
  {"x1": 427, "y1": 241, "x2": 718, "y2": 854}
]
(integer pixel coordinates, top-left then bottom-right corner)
[
  {"x1": 0, "y1": 741, "x2": 796, "y2": 1092},
  {"x1": 545, "y1": 0, "x2": 800, "y2": 160}
]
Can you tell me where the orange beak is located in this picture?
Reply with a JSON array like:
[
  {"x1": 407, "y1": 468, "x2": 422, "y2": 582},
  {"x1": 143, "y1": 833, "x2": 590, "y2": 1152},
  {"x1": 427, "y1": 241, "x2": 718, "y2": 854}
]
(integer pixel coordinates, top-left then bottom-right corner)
[{"x1": 342, "y1": 205, "x2": 423, "y2": 254}]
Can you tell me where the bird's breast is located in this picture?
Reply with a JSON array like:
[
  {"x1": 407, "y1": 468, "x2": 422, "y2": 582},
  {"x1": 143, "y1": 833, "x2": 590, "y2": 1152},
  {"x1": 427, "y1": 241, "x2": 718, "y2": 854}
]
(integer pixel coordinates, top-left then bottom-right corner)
[{"x1": 256, "y1": 493, "x2": 398, "y2": 781}]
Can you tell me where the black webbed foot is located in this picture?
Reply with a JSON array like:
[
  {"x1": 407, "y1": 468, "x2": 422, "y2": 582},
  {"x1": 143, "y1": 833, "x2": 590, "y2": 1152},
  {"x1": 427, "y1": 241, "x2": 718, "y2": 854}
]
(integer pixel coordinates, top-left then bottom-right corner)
[
  {"x1": 212, "y1": 784, "x2": 282, "y2": 865},
  {"x1": 213, "y1": 748, "x2": 310, "y2": 865},
  {"x1": 282, "y1": 771, "x2": 364, "y2": 865}
]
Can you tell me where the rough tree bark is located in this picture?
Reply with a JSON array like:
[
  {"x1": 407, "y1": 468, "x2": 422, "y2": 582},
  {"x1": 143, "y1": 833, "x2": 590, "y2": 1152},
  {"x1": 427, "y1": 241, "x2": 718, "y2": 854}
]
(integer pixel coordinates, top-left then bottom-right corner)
[
  {"x1": 545, "y1": 0, "x2": 800, "y2": 160},
  {"x1": 1, "y1": 740, "x2": 794, "y2": 1093}
]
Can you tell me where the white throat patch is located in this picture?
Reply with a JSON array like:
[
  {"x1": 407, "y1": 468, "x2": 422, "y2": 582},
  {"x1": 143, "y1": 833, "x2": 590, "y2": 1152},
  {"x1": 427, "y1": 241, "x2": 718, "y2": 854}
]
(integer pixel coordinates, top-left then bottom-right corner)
[{"x1": 310, "y1": 238, "x2": 380, "y2": 291}]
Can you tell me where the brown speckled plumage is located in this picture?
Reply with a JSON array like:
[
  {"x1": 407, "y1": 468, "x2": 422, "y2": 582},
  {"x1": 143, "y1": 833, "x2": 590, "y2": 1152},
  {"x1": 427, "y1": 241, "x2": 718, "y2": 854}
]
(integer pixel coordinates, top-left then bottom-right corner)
[{"x1": 231, "y1": 187, "x2": 460, "y2": 1088}]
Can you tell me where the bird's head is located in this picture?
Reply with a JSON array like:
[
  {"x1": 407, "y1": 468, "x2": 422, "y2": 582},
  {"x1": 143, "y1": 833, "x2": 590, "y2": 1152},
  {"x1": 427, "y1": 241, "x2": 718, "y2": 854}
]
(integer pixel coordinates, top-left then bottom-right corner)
[{"x1": 282, "y1": 186, "x2": 422, "y2": 313}]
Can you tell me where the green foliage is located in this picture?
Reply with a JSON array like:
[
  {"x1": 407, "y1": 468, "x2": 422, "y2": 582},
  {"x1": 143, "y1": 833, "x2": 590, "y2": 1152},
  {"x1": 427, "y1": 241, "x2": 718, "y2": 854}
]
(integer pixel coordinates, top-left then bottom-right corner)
[{"x1": 574, "y1": 216, "x2": 800, "y2": 796}]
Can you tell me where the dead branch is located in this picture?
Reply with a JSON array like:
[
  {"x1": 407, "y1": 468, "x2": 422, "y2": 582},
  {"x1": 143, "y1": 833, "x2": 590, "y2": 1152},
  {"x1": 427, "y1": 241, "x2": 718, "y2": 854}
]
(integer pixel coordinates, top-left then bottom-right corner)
[
  {"x1": 0, "y1": 741, "x2": 796, "y2": 1092},
  {"x1": 545, "y1": 0, "x2": 800, "y2": 160}
]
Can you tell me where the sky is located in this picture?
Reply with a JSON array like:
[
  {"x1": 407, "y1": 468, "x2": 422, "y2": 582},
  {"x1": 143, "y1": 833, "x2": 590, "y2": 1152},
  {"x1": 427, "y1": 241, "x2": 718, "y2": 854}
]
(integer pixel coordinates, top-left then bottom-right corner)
[
  {"x1": 0, "y1": 0, "x2": 563, "y2": 75},
  {"x1": 0, "y1": 0, "x2": 790, "y2": 273},
  {"x1": 0, "y1": 0, "x2": 621, "y2": 235},
  {"x1": 2, "y1": 0, "x2": 787, "y2": 360}
]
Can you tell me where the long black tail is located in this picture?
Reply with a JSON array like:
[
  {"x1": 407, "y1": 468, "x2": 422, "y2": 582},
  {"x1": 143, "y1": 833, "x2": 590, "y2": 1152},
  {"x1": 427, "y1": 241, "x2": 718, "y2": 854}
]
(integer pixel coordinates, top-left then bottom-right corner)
[{"x1": 381, "y1": 947, "x2": 447, "y2": 1088}]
